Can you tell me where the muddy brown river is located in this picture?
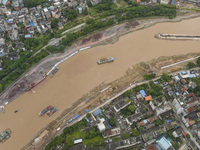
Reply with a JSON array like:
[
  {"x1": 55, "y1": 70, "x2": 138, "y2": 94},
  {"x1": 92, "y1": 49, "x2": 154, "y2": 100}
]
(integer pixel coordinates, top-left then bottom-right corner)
[{"x1": 1, "y1": 17, "x2": 200, "y2": 150}]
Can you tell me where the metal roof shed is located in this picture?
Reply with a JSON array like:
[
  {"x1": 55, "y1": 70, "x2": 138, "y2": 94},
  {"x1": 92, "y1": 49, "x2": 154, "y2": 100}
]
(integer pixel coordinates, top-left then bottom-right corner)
[{"x1": 140, "y1": 90, "x2": 146, "y2": 98}]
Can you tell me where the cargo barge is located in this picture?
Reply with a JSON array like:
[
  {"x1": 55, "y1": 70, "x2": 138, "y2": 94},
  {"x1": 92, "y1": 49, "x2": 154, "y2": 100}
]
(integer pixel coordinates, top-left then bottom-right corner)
[
  {"x1": 97, "y1": 57, "x2": 114, "y2": 65},
  {"x1": 39, "y1": 105, "x2": 57, "y2": 117}
]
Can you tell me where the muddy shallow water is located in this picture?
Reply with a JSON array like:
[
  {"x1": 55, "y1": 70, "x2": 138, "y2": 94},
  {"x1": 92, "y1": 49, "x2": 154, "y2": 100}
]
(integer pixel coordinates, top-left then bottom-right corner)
[{"x1": 1, "y1": 17, "x2": 200, "y2": 150}]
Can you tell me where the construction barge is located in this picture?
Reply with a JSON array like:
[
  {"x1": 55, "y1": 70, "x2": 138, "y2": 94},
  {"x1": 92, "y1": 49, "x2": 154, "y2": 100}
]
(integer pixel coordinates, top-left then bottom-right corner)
[
  {"x1": 97, "y1": 57, "x2": 114, "y2": 65},
  {"x1": 39, "y1": 105, "x2": 57, "y2": 117},
  {"x1": 155, "y1": 33, "x2": 200, "y2": 40},
  {"x1": 0, "y1": 129, "x2": 11, "y2": 143}
]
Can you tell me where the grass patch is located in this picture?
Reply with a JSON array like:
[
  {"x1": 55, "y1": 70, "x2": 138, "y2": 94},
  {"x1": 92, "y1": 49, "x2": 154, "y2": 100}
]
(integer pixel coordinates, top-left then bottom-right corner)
[
  {"x1": 112, "y1": 137, "x2": 121, "y2": 142},
  {"x1": 84, "y1": 135, "x2": 105, "y2": 148}
]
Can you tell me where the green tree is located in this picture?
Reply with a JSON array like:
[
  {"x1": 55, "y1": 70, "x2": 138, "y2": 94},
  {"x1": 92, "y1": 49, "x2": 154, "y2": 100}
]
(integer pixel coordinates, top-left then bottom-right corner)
[
  {"x1": 24, "y1": 0, "x2": 48, "y2": 8},
  {"x1": 12, "y1": 42, "x2": 16, "y2": 47},
  {"x1": 186, "y1": 134, "x2": 190, "y2": 139},
  {"x1": 155, "y1": 120, "x2": 163, "y2": 126},
  {"x1": 0, "y1": 84, "x2": 3, "y2": 92},
  {"x1": 123, "y1": 133, "x2": 129, "y2": 139},
  {"x1": 132, "y1": 129, "x2": 140, "y2": 137},
  {"x1": 187, "y1": 62, "x2": 195, "y2": 69},
  {"x1": 139, "y1": 127, "x2": 143, "y2": 131},
  {"x1": 109, "y1": 117, "x2": 116, "y2": 126},
  {"x1": 128, "y1": 104, "x2": 136, "y2": 113},
  {"x1": 197, "y1": 57, "x2": 200, "y2": 66},
  {"x1": 51, "y1": 18, "x2": 59, "y2": 29},
  {"x1": 66, "y1": 136, "x2": 73, "y2": 147},
  {"x1": 161, "y1": 73, "x2": 171, "y2": 82},
  {"x1": 83, "y1": 8, "x2": 88, "y2": 15},
  {"x1": 64, "y1": 8, "x2": 78, "y2": 21},
  {"x1": 86, "y1": 113, "x2": 91, "y2": 118},
  {"x1": 55, "y1": 136, "x2": 63, "y2": 146}
]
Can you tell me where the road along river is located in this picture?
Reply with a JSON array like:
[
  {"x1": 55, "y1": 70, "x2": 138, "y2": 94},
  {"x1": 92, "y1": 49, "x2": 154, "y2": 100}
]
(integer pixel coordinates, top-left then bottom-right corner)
[{"x1": 1, "y1": 17, "x2": 200, "y2": 150}]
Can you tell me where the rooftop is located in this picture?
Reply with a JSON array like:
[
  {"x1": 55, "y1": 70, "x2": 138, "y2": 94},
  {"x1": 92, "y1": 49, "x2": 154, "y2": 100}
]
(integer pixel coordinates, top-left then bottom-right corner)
[
  {"x1": 140, "y1": 90, "x2": 147, "y2": 98},
  {"x1": 157, "y1": 136, "x2": 172, "y2": 150}
]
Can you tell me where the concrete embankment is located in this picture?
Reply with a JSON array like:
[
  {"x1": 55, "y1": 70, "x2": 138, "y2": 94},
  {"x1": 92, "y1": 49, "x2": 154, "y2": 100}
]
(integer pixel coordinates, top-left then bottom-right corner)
[{"x1": 156, "y1": 33, "x2": 200, "y2": 40}]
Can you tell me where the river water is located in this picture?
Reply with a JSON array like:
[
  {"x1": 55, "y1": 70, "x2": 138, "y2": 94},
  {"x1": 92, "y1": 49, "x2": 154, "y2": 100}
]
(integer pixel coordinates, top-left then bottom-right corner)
[{"x1": 1, "y1": 17, "x2": 200, "y2": 150}]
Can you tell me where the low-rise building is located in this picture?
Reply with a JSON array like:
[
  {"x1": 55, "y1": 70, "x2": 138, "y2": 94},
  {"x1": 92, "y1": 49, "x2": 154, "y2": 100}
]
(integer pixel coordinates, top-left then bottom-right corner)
[
  {"x1": 156, "y1": 136, "x2": 174, "y2": 150},
  {"x1": 113, "y1": 99, "x2": 131, "y2": 112},
  {"x1": 97, "y1": 118, "x2": 106, "y2": 132}
]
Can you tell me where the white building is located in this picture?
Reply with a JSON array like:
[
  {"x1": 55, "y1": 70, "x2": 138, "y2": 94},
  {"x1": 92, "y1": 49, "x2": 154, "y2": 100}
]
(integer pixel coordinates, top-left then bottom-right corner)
[
  {"x1": 97, "y1": 118, "x2": 106, "y2": 132},
  {"x1": 172, "y1": 99, "x2": 183, "y2": 115},
  {"x1": 74, "y1": 139, "x2": 83, "y2": 144}
]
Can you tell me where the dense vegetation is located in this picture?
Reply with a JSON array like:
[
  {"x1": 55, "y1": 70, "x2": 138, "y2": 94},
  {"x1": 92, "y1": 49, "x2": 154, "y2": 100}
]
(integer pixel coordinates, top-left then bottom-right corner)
[
  {"x1": 63, "y1": 8, "x2": 78, "y2": 21},
  {"x1": 24, "y1": 0, "x2": 48, "y2": 8},
  {"x1": 149, "y1": 81, "x2": 163, "y2": 97},
  {"x1": 160, "y1": 73, "x2": 171, "y2": 82},
  {"x1": 187, "y1": 62, "x2": 195, "y2": 69},
  {"x1": 121, "y1": 102, "x2": 136, "y2": 117},
  {"x1": 0, "y1": 50, "x2": 49, "y2": 93},
  {"x1": 45, "y1": 119, "x2": 105, "y2": 150},
  {"x1": 143, "y1": 73, "x2": 156, "y2": 80}
]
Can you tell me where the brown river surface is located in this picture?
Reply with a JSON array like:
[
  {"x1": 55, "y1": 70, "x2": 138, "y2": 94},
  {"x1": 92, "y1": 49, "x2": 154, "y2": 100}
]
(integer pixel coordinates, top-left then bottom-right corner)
[{"x1": 1, "y1": 17, "x2": 200, "y2": 150}]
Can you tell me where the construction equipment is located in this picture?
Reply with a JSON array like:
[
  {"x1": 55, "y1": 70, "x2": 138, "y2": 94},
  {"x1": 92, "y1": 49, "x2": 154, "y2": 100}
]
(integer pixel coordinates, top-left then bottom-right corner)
[
  {"x1": 97, "y1": 57, "x2": 114, "y2": 65},
  {"x1": 0, "y1": 129, "x2": 11, "y2": 143}
]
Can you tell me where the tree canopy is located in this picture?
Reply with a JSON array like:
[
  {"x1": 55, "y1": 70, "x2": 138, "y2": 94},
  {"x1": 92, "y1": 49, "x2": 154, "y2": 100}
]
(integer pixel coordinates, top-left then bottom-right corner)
[
  {"x1": 197, "y1": 57, "x2": 200, "y2": 66},
  {"x1": 187, "y1": 62, "x2": 195, "y2": 69},
  {"x1": 109, "y1": 117, "x2": 116, "y2": 126},
  {"x1": 132, "y1": 129, "x2": 140, "y2": 137},
  {"x1": 51, "y1": 18, "x2": 59, "y2": 29},
  {"x1": 161, "y1": 73, "x2": 171, "y2": 82},
  {"x1": 64, "y1": 8, "x2": 78, "y2": 21},
  {"x1": 24, "y1": 0, "x2": 48, "y2": 8}
]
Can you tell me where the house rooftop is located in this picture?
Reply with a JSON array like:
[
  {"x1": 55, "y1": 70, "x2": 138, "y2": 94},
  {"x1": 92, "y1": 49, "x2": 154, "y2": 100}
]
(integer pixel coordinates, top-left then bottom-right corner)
[
  {"x1": 157, "y1": 136, "x2": 172, "y2": 150},
  {"x1": 140, "y1": 90, "x2": 146, "y2": 98},
  {"x1": 145, "y1": 96, "x2": 152, "y2": 101}
]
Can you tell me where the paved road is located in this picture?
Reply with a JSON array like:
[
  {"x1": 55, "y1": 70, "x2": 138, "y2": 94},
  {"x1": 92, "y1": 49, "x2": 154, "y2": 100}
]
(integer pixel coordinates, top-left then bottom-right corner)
[
  {"x1": 61, "y1": 23, "x2": 86, "y2": 35},
  {"x1": 33, "y1": 23, "x2": 86, "y2": 57}
]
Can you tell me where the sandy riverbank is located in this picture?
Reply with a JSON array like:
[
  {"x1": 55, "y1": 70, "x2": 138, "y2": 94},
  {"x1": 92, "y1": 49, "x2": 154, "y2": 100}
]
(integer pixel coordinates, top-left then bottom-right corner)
[{"x1": 1, "y1": 16, "x2": 200, "y2": 150}]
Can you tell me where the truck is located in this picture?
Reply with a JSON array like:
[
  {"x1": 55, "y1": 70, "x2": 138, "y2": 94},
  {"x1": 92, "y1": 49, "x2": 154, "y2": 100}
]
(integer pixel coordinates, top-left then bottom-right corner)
[
  {"x1": 0, "y1": 129, "x2": 11, "y2": 143},
  {"x1": 97, "y1": 57, "x2": 114, "y2": 65}
]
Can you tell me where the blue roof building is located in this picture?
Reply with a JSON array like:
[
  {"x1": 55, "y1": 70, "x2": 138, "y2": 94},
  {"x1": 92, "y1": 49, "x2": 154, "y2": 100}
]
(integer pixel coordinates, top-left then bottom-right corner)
[
  {"x1": 0, "y1": 51, "x2": 4, "y2": 57},
  {"x1": 157, "y1": 137, "x2": 173, "y2": 150},
  {"x1": 2, "y1": 0, "x2": 8, "y2": 5},
  {"x1": 30, "y1": 22, "x2": 34, "y2": 27},
  {"x1": 140, "y1": 90, "x2": 146, "y2": 98},
  {"x1": 93, "y1": 108, "x2": 103, "y2": 116},
  {"x1": 171, "y1": 0, "x2": 176, "y2": 5},
  {"x1": 143, "y1": 120, "x2": 148, "y2": 124},
  {"x1": 25, "y1": 34, "x2": 32, "y2": 38}
]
